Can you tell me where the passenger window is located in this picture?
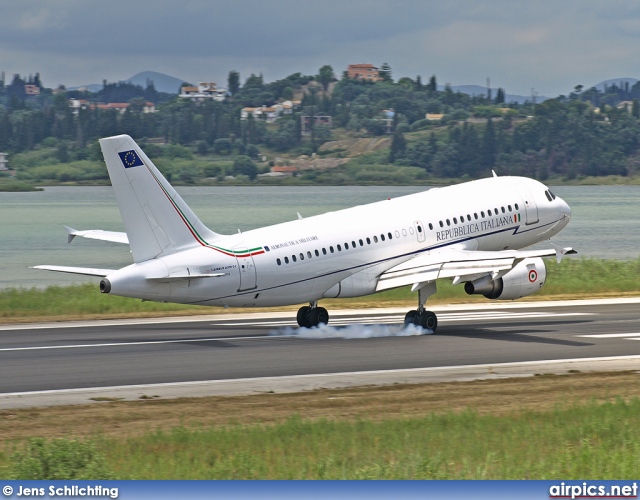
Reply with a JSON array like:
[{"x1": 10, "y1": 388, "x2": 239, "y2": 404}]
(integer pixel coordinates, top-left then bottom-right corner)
[
  {"x1": 481, "y1": 211, "x2": 485, "y2": 218},
  {"x1": 395, "y1": 231, "x2": 400, "y2": 238},
  {"x1": 366, "y1": 237, "x2": 371, "y2": 244},
  {"x1": 409, "y1": 227, "x2": 414, "y2": 235},
  {"x1": 381, "y1": 234, "x2": 385, "y2": 241},
  {"x1": 467, "y1": 215, "x2": 471, "y2": 221},
  {"x1": 300, "y1": 253, "x2": 304, "y2": 260},
  {"x1": 428, "y1": 223, "x2": 433, "y2": 230},
  {"x1": 373, "y1": 236, "x2": 378, "y2": 243},
  {"x1": 474, "y1": 213, "x2": 478, "y2": 219},
  {"x1": 344, "y1": 242, "x2": 349, "y2": 249},
  {"x1": 359, "y1": 239, "x2": 364, "y2": 246},
  {"x1": 438, "y1": 222, "x2": 443, "y2": 228},
  {"x1": 284, "y1": 256, "x2": 289, "y2": 264},
  {"x1": 487, "y1": 209, "x2": 492, "y2": 216},
  {"x1": 453, "y1": 217, "x2": 458, "y2": 224},
  {"x1": 307, "y1": 251, "x2": 312, "y2": 258},
  {"x1": 292, "y1": 255, "x2": 297, "y2": 262},
  {"x1": 337, "y1": 244, "x2": 342, "y2": 251},
  {"x1": 322, "y1": 248, "x2": 327, "y2": 255},
  {"x1": 446, "y1": 219, "x2": 450, "y2": 226},
  {"x1": 501, "y1": 207, "x2": 505, "y2": 213},
  {"x1": 508, "y1": 205, "x2": 512, "y2": 212},
  {"x1": 277, "y1": 258, "x2": 282, "y2": 266},
  {"x1": 388, "y1": 232, "x2": 393, "y2": 239},
  {"x1": 515, "y1": 203, "x2": 519, "y2": 210},
  {"x1": 352, "y1": 241, "x2": 356, "y2": 247},
  {"x1": 315, "y1": 249, "x2": 320, "y2": 257},
  {"x1": 330, "y1": 246, "x2": 334, "y2": 253}
]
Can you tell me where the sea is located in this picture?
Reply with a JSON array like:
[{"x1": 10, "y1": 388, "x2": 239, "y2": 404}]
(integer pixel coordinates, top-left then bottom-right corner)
[{"x1": 1, "y1": 185, "x2": 638, "y2": 290}]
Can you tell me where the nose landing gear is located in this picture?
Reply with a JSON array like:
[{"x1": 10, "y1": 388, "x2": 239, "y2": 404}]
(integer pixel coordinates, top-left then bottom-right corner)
[{"x1": 296, "y1": 301, "x2": 329, "y2": 328}]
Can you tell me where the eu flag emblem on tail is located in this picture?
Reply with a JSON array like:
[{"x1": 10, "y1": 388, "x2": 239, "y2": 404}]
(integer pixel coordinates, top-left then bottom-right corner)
[{"x1": 118, "y1": 150, "x2": 144, "y2": 168}]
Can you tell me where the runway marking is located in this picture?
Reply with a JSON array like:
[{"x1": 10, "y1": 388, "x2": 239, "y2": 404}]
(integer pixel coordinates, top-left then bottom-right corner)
[
  {"x1": 0, "y1": 311, "x2": 593, "y2": 353},
  {"x1": 577, "y1": 333, "x2": 640, "y2": 340},
  {"x1": 0, "y1": 335, "x2": 276, "y2": 352},
  {"x1": 3, "y1": 355, "x2": 640, "y2": 403},
  {"x1": 213, "y1": 312, "x2": 591, "y2": 327}
]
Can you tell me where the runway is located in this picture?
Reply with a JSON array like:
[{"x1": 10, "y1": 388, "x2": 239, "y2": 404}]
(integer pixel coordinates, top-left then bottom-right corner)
[{"x1": 1, "y1": 298, "x2": 639, "y2": 408}]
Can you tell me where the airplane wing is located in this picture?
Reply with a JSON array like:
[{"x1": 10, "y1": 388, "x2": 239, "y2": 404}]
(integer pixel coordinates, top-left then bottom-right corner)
[
  {"x1": 376, "y1": 247, "x2": 576, "y2": 292},
  {"x1": 64, "y1": 226, "x2": 129, "y2": 245},
  {"x1": 31, "y1": 265, "x2": 116, "y2": 277}
]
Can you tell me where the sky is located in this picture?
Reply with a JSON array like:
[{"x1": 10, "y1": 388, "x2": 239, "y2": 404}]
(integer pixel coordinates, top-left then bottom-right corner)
[{"x1": 1, "y1": 0, "x2": 639, "y2": 97}]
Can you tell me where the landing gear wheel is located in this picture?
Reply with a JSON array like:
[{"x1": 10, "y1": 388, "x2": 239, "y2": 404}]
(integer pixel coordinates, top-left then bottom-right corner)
[
  {"x1": 417, "y1": 310, "x2": 438, "y2": 332},
  {"x1": 404, "y1": 310, "x2": 418, "y2": 327},
  {"x1": 297, "y1": 306, "x2": 312, "y2": 328},
  {"x1": 309, "y1": 307, "x2": 329, "y2": 326}
]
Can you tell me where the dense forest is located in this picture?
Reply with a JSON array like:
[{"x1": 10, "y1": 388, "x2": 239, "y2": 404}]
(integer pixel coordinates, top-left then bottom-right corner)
[{"x1": 1, "y1": 68, "x2": 639, "y2": 186}]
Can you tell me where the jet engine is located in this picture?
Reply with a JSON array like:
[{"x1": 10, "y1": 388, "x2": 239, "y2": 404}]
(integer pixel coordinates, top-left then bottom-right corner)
[{"x1": 464, "y1": 257, "x2": 546, "y2": 300}]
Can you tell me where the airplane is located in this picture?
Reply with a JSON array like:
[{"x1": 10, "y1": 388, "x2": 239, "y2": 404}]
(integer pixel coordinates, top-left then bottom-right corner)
[{"x1": 34, "y1": 134, "x2": 575, "y2": 332}]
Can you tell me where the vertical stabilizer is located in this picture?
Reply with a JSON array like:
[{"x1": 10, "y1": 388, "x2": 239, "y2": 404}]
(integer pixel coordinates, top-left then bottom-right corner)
[{"x1": 99, "y1": 135, "x2": 220, "y2": 263}]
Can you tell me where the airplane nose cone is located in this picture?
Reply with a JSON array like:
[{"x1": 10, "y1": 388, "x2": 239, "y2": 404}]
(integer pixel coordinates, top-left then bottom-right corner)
[{"x1": 558, "y1": 196, "x2": 571, "y2": 220}]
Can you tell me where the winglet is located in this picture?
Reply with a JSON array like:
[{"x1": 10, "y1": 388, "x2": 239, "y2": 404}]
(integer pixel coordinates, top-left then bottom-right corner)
[
  {"x1": 63, "y1": 225, "x2": 78, "y2": 244},
  {"x1": 546, "y1": 240, "x2": 578, "y2": 263}
]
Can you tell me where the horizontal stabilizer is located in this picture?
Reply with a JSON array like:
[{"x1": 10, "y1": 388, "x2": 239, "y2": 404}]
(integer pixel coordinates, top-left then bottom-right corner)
[
  {"x1": 31, "y1": 265, "x2": 115, "y2": 277},
  {"x1": 64, "y1": 226, "x2": 129, "y2": 245}
]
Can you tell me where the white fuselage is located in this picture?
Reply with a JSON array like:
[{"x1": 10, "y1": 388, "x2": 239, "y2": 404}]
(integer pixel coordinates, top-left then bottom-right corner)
[{"x1": 105, "y1": 176, "x2": 571, "y2": 307}]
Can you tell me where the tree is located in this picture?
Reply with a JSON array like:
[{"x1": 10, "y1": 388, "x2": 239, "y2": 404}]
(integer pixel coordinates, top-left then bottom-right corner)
[
  {"x1": 228, "y1": 70, "x2": 240, "y2": 95},
  {"x1": 428, "y1": 75, "x2": 437, "y2": 92},
  {"x1": 233, "y1": 155, "x2": 258, "y2": 180},
  {"x1": 481, "y1": 117, "x2": 497, "y2": 168},
  {"x1": 632, "y1": 99, "x2": 639, "y2": 119},
  {"x1": 317, "y1": 65, "x2": 335, "y2": 95},
  {"x1": 415, "y1": 75, "x2": 423, "y2": 91},
  {"x1": 495, "y1": 88, "x2": 505, "y2": 105},
  {"x1": 388, "y1": 128, "x2": 406, "y2": 163},
  {"x1": 379, "y1": 62, "x2": 392, "y2": 83}
]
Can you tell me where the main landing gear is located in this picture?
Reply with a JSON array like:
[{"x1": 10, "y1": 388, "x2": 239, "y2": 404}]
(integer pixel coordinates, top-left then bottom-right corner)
[
  {"x1": 297, "y1": 301, "x2": 329, "y2": 328},
  {"x1": 403, "y1": 281, "x2": 438, "y2": 333}
]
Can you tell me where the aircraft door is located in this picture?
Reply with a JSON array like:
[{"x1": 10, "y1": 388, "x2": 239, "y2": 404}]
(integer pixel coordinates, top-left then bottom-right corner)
[
  {"x1": 414, "y1": 220, "x2": 426, "y2": 243},
  {"x1": 232, "y1": 244, "x2": 258, "y2": 292},
  {"x1": 518, "y1": 188, "x2": 539, "y2": 225},
  {"x1": 235, "y1": 255, "x2": 257, "y2": 292}
]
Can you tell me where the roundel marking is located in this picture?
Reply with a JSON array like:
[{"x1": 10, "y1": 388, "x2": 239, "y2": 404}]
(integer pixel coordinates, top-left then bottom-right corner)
[{"x1": 528, "y1": 270, "x2": 538, "y2": 283}]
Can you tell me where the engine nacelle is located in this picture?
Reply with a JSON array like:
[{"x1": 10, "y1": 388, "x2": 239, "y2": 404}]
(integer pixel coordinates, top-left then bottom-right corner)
[{"x1": 464, "y1": 257, "x2": 546, "y2": 300}]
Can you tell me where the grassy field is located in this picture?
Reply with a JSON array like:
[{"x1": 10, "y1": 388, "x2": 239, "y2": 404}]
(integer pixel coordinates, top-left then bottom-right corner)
[
  {"x1": 2, "y1": 258, "x2": 639, "y2": 323},
  {"x1": 1, "y1": 372, "x2": 640, "y2": 479}
]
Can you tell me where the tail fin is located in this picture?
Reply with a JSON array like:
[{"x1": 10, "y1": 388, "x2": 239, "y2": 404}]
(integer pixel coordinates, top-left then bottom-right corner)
[{"x1": 99, "y1": 135, "x2": 221, "y2": 263}]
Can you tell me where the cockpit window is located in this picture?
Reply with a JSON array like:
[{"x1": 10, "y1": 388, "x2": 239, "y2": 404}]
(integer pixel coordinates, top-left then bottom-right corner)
[{"x1": 544, "y1": 189, "x2": 556, "y2": 202}]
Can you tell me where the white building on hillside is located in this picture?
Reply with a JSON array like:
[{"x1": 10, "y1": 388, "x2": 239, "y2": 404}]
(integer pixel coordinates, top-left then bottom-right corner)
[
  {"x1": 179, "y1": 82, "x2": 228, "y2": 102},
  {"x1": 0, "y1": 152, "x2": 8, "y2": 171}
]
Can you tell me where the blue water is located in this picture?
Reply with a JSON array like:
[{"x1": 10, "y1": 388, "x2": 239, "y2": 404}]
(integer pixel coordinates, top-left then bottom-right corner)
[{"x1": 1, "y1": 185, "x2": 637, "y2": 289}]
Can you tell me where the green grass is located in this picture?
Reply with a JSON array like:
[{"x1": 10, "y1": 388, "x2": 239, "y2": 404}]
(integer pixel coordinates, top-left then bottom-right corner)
[
  {"x1": 3, "y1": 399, "x2": 638, "y2": 479},
  {"x1": 2, "y1": 258, "x2": 639, "y2": 321}
]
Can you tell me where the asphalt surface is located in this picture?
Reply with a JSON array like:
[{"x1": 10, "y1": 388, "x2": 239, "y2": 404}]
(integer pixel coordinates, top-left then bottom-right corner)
[{"x1": 1, "y1": 298, "x2": 639, "y2": 407}]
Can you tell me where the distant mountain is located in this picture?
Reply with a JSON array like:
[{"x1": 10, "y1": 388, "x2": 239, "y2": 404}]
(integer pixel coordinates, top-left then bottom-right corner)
[
  {"x1": 591, "y1": 77, "x2": 638, "y2": 91},
  {"x1": 68, "y1": 71, "x2": 189, "y2": 95},
  {"x1": 439, "y1": 84, "x2": 550, "y2": 104},
  {"x1": 125, "y1": 71, "x2": 188, "y2": 94}
]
